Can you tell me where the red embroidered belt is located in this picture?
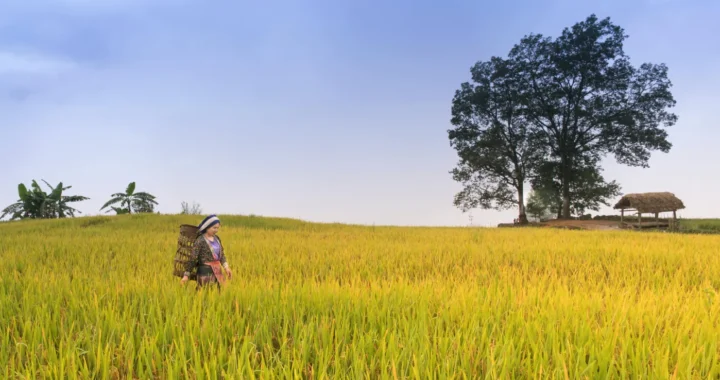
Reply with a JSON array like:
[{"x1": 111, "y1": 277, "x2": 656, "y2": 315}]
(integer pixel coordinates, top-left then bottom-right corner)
[{"x1": 204, "y1": 260, "x2": 226, "y2": 285}]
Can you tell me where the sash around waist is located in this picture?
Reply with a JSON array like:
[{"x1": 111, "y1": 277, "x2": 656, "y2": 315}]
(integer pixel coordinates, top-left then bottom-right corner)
[{"x1": 197, "y1": 261, "x2": 221, "y2": 275}]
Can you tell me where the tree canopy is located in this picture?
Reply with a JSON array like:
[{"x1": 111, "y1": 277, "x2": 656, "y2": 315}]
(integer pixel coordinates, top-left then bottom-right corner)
[{"x1": 448, "y1": 14, "x2": 677, "y2": 220}]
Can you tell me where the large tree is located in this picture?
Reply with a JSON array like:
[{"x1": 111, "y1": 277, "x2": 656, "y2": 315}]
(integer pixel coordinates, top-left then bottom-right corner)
[
  {"x1": 509, "y1": 14, "x2": 677, "y2": 219},
  {"x1": 448, "y1": 57, "x2": 544, "y2": 224}
]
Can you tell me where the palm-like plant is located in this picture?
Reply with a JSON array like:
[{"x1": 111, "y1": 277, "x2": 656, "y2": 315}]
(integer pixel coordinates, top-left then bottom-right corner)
[
  {"x1": 1, "y1": 180, "x2": 89, "y2": 220},
  {"x1": 0, "y1": 184, "x2": 30, "y2": 220},
  {"x1": 100, "y1": 182, "x2": 158, "y2": 214},
  {"x1": 43, "y1": 180, "x2": 90, "y2": 218}
]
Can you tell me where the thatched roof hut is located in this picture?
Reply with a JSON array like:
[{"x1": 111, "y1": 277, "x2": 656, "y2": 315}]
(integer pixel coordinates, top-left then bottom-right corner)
[{"x1": 613, "y1": 192, "x2": 685, "y2": 214}]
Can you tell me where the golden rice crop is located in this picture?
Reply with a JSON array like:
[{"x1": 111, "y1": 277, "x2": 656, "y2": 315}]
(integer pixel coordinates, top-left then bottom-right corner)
[{"x1": 1, "y1": 214, "x2": 720, "y2": 379}]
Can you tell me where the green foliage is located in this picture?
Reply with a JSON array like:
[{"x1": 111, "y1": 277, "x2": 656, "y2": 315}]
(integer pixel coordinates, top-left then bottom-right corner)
[
  {"x1": 1, "y1": 180, "x2": 89, "y2": 221},
  {"x1": 525, "y1": 189, "x2": 552, "y2": 222},
  {"x1": 100, "y1": 182, "x2": 158, "y2": 215},
  {"x1": 448, "y1": 56, "x2": 544, "y2": 224},
  {"x1": 530, "y1": 155, "x2": 622, "y2": 218},
  {"x1": 111, "y1": 207, "x2": 130, "y2": 215},
  {"x1": 678, "y1": 219, "x2": 720, "y2": 234}
]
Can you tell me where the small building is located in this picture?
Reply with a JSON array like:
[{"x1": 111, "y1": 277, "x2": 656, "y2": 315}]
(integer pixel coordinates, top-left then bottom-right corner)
[{"x1": 613, "y1": 192, "x2": 685, "y2": 230}]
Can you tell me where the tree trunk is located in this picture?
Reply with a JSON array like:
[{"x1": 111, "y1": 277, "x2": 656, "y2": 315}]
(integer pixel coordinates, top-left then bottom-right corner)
[
  {"x1": 562, "y1": 186, "x2": 571, "y2": 219},
  {"x1": 517, "y1": 185, "x2": 528, "y2": 224},
  {"x1": 561, "y1": 154, "x2": 572, "y2": 219}
]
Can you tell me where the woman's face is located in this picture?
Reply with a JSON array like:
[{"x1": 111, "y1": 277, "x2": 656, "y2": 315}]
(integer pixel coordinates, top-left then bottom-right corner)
[{"x1": 207, "y1": 223, "x2": 220, "y2": 236}]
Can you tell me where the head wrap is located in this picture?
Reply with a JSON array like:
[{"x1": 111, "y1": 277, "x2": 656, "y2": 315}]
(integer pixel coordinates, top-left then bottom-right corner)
[{"x1": 198, "y1": 214, "x2": 220, "y2": 234}]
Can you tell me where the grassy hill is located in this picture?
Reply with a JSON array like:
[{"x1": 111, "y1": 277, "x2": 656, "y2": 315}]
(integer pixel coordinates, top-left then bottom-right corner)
[{"x1": 2, "y1": 214, "x2": 720, "y2": 378}]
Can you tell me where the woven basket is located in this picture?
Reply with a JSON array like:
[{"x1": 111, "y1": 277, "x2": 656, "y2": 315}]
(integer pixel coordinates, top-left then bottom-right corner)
[{"x1": 173, "y1": 224, "x2": 199, "y2": 280}]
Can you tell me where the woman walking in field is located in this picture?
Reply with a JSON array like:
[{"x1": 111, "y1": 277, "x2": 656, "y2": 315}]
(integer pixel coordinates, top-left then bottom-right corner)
[{"x1": 180, "y1": 214, "x2": 233, "y2": 289}]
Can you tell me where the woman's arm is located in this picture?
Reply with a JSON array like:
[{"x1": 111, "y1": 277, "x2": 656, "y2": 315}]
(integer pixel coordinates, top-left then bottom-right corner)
[
  {"x1": 216, "y1": 236, "x2": 232, "y2": 278},
  {"x1": 216, "y1": 236, "x2": 229, "y2": 269}
]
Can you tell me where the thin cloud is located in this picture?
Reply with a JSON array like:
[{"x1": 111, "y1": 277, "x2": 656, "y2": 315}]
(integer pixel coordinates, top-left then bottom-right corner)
[{"x1": 0, "y1": 51, "x2": 76, "y2": 76}]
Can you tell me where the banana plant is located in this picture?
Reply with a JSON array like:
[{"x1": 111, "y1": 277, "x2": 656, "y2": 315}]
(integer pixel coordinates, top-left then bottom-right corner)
[
  {"x1": 1, "y1": 180, "x2": 89, "y2": 220},
  {"x1": 100, "y1": 182, "x2": 158, "y2": 215},
  {"x1": 1, "y1": 184, "x2": 32, "y2": 220},
  {"x1": 41, "y1": 180, "x2": 90, "y2": 218},
  {"x1": 1, "y1": 181, "x2": 53, "y2": 220}
]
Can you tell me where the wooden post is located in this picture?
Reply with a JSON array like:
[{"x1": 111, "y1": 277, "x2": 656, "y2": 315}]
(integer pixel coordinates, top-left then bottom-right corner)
[
  {"x1": 620, "y1": 209, "x2": 624, "y2": 224},
  {"x1": 638, "y1": 212, "x2": 642, "y2": 228},
  {"x1": 672, "y1": 210, "x2": 677, "y2": 231}
]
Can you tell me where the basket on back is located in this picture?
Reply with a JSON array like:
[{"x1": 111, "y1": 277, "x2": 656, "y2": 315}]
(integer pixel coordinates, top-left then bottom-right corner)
[{"x1": 173, "y1": 224, "x2": 199, "y2": 280}]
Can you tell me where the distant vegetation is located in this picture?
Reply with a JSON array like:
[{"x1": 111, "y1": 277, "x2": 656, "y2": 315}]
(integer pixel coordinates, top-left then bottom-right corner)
[
  {"x1": 1, "y1": 181, "x2": 158, "y2": 221},
  {"x1": 100, "y1": 182, "x2": 158, "y2": 215},
  {"x1": 678, "y1": 219, "x2": 720, "y2": 234},
  {"x1": 0, "y1": 180, "x2": 218, "y2": 223},
  {"x1": 180, "y1": 201, "x2": 202, "y2": 215}
]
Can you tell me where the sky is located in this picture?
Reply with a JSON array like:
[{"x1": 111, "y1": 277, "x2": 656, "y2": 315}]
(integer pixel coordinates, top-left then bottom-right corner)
[{"x1": 1, "y1": 0, "x2": 718, "y2": 227}]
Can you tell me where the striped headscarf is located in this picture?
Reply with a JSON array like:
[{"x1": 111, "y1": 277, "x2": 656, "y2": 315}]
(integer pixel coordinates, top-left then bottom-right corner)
[{"x1": 198, "y1": 214, "x2": 220, "y2": 234}]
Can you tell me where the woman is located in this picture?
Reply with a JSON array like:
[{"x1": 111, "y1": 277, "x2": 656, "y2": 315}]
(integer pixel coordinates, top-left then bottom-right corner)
[{"x1": 180, "y1": 214, "x2": 233, "y2": 289}]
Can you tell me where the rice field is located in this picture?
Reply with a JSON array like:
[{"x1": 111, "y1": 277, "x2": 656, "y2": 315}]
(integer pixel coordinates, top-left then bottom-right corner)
[{"x1": 1, "y1": 214, "x2": 720, "y2": 379}]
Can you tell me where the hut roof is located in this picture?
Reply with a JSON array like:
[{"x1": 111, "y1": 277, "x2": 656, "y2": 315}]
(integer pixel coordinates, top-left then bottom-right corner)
[{"x1": 613, "y1": 192, "x2": 685, "y2": 214}]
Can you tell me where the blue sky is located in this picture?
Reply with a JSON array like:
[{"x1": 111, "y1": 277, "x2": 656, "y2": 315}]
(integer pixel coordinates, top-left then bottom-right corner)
[{"x1": 1, "y1": 0, "x2": 718, "y2": 226}]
